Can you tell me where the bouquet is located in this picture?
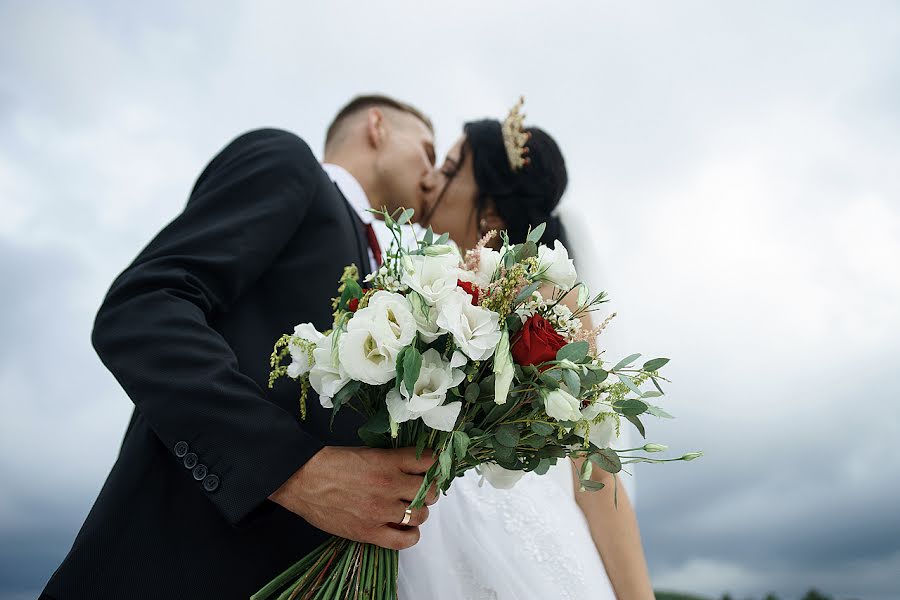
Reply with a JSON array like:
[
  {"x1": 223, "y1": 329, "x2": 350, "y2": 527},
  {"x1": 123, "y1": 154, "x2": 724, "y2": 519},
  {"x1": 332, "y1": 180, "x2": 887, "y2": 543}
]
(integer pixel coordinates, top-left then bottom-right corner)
[{"x1": 254, "y1": 209, "x2": 699, "y2": 600}]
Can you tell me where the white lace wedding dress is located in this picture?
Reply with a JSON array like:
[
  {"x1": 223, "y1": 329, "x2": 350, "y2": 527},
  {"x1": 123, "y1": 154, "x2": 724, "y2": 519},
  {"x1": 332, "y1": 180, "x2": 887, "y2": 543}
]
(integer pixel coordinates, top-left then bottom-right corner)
[{"x1": 398, "y1": 459, "x2": 618, "y2": 600}]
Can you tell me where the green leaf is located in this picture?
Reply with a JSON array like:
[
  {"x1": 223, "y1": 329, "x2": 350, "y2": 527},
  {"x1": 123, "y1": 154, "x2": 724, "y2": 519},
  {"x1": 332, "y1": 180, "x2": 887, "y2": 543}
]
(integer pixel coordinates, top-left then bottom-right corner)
[
  {"x1": 534, "y1": 458, "x2": 552, "y2": 475},
  {"x1": 625, "y1": 414, "x2": 646, "y2": 439},
  {"x1": 526, "y1": 222, "x2": 546, "y2": 244},
  {"x1": 452, "y1": 431, "x2": 470, "y2": 461},
  {"x1": 415, "y1": 427, "x2": 429, "y2": 459},
  {"x1": 464, "y1": 382, "x2": 480, "y2": 403},
  {"x1": 641, "y1": 390, "x2": 663, "y2": 398},
  {"x1": 562, "y1": 369, "x2": 581, "y2": 397},
  {"x1": 646, "y1": 404, "x2": 675, "y2": 419},
  {"x1": 513, "y1": 281, "x2": 541, "y2": 305},
  {"x1": 530, "y1": 421, "x2": 555, "y2": 436},
  {"x1": 582, "y1": 368, "x2": 609, "y2": 388},
  {"x1": 360, "y1": 405, "x2": 390, "y2": 434},
  {"x1": 495, "y1": 424, "x2": 520, "y2": 447},
  {"x1": 403, "y1": 347, "x2": 423, "y2": 396},
  {"x1": 556, "y1": 341, "x2": 589, "y2": 363},
  {"x1": 357, "y1": 427, "x2": 389, "y2": 448},
  {"x1": 651, "y1": 376, "x2": 665, "y2": 395},
  {"x1": 331, "y1": 380, "x2": 360, "y2": 414},
  {"x1": 435, "y1": 232, "x2": 450, "y2": 246},
  {"x1": 396, "y1": 208, "x2": 414, "y2": 225},
  {"x1": 613, "y1": 398, "x2": 648, "y2": 416},
  {"x1": 538, "y1": 373, "x2": 559, "y2": 390},
  {"x1": 589, "y1": 448, "x2": 622, "y2": 473},
  {"x1": 642, "y1": 357, "x2": 670, "y2": 372},
  {"x1": 579, "y1": 479, "x2": 606, "y2": 491},
  {"x1": 423, "y1": 227, "x2": 434, "y2": 246},
  {"x1": 493, "y1": 444, "x2": 517, "y2": 468},
  {"x1": 438, "y1": 450, "x2": 452, "y2": 481},
  {"x1": 517, "y1": 240, "x2": 538, "y2": 261},
  {"x1": 613, "y1": 353, "x2": 641, "y2": 371},
  {"x1": 617, "y1": 373, "x2": 643, "y2": 396}
]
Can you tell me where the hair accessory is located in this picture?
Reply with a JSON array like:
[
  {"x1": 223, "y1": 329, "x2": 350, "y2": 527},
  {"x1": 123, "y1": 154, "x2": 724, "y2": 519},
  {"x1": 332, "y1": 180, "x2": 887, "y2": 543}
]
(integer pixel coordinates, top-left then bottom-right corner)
[{"x1": 502, "y1": 96, "x2": 531, "y2": 171}]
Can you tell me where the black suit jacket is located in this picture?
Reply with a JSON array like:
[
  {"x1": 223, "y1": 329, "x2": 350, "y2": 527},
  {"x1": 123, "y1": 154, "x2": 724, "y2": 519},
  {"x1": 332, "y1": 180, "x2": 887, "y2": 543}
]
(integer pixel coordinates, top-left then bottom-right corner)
[{"x1": 42, "y1": 129, "x2": 371, "y2": 599}]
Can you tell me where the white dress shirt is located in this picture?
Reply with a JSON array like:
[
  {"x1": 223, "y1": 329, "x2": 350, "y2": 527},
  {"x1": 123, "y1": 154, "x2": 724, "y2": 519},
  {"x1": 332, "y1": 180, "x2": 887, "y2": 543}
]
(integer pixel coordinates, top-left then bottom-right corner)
[{"x1": 321, "y1": 163, "x2": 425, "y2": 273}]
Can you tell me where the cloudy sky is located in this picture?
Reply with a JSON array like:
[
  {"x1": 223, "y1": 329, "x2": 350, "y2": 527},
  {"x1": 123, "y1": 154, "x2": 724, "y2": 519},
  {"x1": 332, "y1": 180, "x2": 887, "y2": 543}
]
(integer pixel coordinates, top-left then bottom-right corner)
[{"x1": 2, "y1": 1, "x2": 899, "y2": 599}]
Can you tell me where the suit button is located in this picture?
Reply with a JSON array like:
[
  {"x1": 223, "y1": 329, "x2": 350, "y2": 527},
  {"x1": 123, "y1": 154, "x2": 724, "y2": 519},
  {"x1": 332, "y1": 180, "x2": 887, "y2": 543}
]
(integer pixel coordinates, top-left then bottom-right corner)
[
  {"x1": 192, "y1": 464, "x2": 208, "y2": 481},
  {"x1": 183, "y1": 452, "x2": 198, "y2": 469},
  {"x1": 174, "y1": 441, "x2": 189, "y2": 457},
  {"x1": 203, "y1": 474, "x2": 219, "y2": 492}
]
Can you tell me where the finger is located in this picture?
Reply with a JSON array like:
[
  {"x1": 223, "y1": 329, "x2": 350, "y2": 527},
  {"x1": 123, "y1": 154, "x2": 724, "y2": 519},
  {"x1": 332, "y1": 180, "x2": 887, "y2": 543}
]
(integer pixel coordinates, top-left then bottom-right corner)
[
  {"x1": 392, "y1": 446, "x2": 436, "y2": 475},
  {"x1": 374, "y1": 524, "x2": 421, "y2": 551},
  {"x1": 395, "y1": 473, "x2": 430, "y2": 502},
  {"x1": 388, "y1": 502, "x2": 429, "y2": 528}
]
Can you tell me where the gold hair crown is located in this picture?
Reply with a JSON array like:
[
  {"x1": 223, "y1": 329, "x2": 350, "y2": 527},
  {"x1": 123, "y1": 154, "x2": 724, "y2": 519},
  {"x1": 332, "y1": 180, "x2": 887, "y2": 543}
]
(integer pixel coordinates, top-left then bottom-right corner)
[{"x1": 502, "y1": 96, "x2": 530, "y2": 171}]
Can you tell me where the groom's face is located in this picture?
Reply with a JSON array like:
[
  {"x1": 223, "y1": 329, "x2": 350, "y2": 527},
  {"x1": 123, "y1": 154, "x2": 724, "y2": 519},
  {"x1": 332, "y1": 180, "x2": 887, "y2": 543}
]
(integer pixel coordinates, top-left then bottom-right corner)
[{"x1": 374, "y1": 111, "x2": 436, "y2": 218}]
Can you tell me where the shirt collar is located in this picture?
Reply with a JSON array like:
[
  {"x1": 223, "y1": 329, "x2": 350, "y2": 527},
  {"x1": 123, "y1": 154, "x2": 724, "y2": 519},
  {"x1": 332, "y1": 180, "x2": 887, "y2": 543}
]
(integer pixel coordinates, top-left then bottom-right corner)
[{"x1": 321, "y1": 163, "x2": 374, "y2": 224}]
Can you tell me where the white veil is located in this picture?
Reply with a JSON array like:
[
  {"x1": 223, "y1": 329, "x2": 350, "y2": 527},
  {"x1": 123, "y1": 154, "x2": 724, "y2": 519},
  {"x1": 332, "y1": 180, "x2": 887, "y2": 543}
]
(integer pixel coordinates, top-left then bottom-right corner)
[{"x1": 557, "y1": 207, "x2": 639, "y2": 503}]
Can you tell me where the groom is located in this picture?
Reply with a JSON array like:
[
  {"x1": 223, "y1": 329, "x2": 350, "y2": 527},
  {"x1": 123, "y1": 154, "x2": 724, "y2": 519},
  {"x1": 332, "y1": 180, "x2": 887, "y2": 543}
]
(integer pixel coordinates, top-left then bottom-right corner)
[{"x1": 41, "y1": 95, "x2": 440, "y2": 600}]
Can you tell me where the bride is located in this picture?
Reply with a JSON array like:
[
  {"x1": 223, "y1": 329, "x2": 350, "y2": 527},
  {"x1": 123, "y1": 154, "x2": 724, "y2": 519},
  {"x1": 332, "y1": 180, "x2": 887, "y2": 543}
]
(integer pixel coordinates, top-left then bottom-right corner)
[{"x1": 396, "y1": 101, "x2": 655, "y2": 599}]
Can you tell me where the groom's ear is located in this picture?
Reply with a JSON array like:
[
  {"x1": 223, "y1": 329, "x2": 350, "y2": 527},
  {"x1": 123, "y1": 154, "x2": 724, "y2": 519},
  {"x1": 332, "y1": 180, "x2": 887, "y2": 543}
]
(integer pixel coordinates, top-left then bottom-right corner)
[{"x1": 365, "y1": 108, "x2": 388, "y2": 149}]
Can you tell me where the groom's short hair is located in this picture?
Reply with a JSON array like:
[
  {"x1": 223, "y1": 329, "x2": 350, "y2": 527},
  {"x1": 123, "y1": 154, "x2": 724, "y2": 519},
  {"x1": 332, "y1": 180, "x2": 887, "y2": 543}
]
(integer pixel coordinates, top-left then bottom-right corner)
[{"x1": 325, "y1": 94, "x2": 433, "y2": 150}]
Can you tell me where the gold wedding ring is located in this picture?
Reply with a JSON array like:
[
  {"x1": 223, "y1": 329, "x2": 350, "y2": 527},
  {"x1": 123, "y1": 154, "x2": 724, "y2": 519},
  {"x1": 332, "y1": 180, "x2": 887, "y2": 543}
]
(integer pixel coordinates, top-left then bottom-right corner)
[{"x1": 400, "y1": 508, "x2": 413, "y2": 526}]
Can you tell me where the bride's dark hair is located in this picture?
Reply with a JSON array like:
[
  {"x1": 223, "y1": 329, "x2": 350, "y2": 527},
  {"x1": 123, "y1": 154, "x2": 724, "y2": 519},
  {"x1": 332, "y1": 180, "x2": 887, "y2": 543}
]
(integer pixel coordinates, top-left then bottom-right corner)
[{"x1": 463, "y1": 119, "x2": 569, "y2": 246}]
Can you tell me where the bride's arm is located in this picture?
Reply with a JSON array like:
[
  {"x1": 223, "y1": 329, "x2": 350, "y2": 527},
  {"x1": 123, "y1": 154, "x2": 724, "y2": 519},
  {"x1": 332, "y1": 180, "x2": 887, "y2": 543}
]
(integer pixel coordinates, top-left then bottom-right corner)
[
  {"x1": 554, "y1": 288, "x2": 655, "y2": 599},
  {"x1": 570, "y1": 459, "x2": 655, "y2": 599}
]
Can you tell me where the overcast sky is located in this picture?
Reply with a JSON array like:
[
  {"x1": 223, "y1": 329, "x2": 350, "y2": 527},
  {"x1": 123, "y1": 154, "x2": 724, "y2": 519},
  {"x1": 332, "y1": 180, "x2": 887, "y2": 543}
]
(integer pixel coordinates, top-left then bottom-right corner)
[{"x1": 1, "y1": 1, "x2": 899, "y2": 599}]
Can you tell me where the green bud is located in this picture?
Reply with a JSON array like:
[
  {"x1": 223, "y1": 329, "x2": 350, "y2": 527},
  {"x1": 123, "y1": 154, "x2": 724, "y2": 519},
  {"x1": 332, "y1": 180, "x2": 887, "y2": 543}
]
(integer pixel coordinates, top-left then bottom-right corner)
[
  {"x1": 681, "y1": 451, "x2": 703, "y2": 461},
  {"x1": 423, "y1": 244, "x2": 453, "y2": 256},
  {"x1": 643, "y1": 443, "x2": 668, "y2": 453}
]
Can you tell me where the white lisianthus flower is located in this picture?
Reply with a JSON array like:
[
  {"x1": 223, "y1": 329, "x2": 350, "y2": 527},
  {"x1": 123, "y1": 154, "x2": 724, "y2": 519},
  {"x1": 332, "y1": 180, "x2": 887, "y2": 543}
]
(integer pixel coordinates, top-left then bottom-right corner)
[
  {"x1": 385, "y1": 349, "x2": 465, "y2": 431},
  {"x1": 407, "y1": 291, "x2": 444, "y2": 343},
  {"x1": 401, "y1": 253, "x2": 462, "y2": 305},
  {"x1": 536, "y1": 240, "x2": 577, "y2": 290},
  {"x1": 477, "y1": 462, "x2": 525, "y2": 490},
  {"x1": 339, "y1": 292, "x2": 416, "y2": 385},
  {"x1": 544, "y1": 388, "x2": 583, "y2": 422},
  {"x1": 363, "y1": 291, "x2": 418, "y2": 354},
  {"x1": 578, "y1": 401, "x2": 620, "y2": 449},
  {"x1": 287, "y1": 323, "x2": 325, "y2": 378},
  {"x1": 308, "y1": 333, "x2": 350, "y2": 408},
  {"x1": 435, "y1": 288, "x2": 502, "y2": 361},
  {"x1": 459, "y1": 247, "x2": 502, "y2": 289}
]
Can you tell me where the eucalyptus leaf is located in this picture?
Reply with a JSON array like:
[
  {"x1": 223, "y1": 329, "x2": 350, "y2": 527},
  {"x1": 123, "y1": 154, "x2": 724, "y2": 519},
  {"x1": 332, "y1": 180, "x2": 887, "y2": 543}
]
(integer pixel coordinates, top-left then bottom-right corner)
[
  {"x1": 530, "y1": 421, "x2": 555, "y2": 436},
  {"x1": 646, "y1": 404, "x2": 675, "y2": 419},
  {"x1": 625, "y1": 414, "x2": 646, "y2": 438},
  {"x1": 534, "y1": 458, "x2": 552, "y2": 475},
  {"x1": 435, "y1": 232, "x2": 450, "y2": 246},
  {"x1": 562, "y1": 369, "x2": 581, "y2": 396},
  {"x1": 464, "y1": 383, "x2": 480, "y2": 403},
  {"x1": 642, "y1": 390, "x2": 663, "y2": 398},
  {"x1": 613, "y1": 353, "x2": 641, "y2": 371},
  {"x1": 589, "y1": 448, "x2": 622, "y2": 473},
  {"x1": 526, "y1": 222, "x2": 546, "y2": 244},
  {"x1": 579, "y1": 479, "x2": 606, "y2": 491},
  {"x1": 642, "y1": 357, "x2": 670, "y2": 372},
  {"x1": 517, "y1": 240, "x2": 538, "y2": 261},
  {"x1": 423, "y1": 227, "x2": 434, "y2": 246},
  {"x1": 613, "y1": 398, "x2": 649, "y2": 416},
  {"x1": 396, "y1": 208, "x2": 414, "y2": 225},
  {"x1": 557, "y1": 341, "x2": 589, "y2": 363},
  {"x1": 617, "y1": 373, "x2": 643, "y2": 396},
  {"x1": 495, "y1": 424, "x2": 520, "y2": 447},
  {"x1": 514, "y1": 281, "x2": 541, "y2": 305}
]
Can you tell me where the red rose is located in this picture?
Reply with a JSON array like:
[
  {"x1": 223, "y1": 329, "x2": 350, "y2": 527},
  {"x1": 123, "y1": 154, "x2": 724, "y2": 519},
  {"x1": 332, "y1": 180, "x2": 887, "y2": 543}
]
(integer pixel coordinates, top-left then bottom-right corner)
[
  {"x1": 457, "y1": 279, "x2": 480, "y2": 305},
  {"x1": 347, "y1": 297, "x2": 360, "y2": 312},
  {"x1": 511, "y1": 314, "x2": 567, "y2": 367}
]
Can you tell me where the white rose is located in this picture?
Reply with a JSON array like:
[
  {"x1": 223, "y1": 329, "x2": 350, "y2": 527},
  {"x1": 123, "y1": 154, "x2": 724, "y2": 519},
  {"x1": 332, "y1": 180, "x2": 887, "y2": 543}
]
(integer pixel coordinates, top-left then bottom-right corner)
[
  {"x1": 287, "y1": 323, "x2": 325, "y2": 378},
  {"x1": 308, "y1": 333, "x2": 350, "y2": 408},
  {"x1": 545, "y1": 388, "x2": 583, "y2": 422},
  {"x1": 385, "y1": 348, "x2": 465, "y2": 431},
  {"x1": 536, "y1": 240, "x2": 577, "y2": 290},
  {"x1": 401, "y1": 253, "x2": 462, "y2": 305},
  {"x1": 435, "y1": 288, "x2": 502, "y2": 361},
  {"x1": 459, "y1": 247, "x2": 502, "y2": 289},
  {"x1": 477, "y1": 463, "x2": 525, "y2": 490}
]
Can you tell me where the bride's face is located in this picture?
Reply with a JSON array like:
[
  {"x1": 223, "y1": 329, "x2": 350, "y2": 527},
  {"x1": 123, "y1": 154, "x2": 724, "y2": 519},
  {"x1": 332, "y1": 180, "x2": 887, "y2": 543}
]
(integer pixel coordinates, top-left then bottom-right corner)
[{"x1": 421, "y1": 135, "x2": 482, "y2": 251}]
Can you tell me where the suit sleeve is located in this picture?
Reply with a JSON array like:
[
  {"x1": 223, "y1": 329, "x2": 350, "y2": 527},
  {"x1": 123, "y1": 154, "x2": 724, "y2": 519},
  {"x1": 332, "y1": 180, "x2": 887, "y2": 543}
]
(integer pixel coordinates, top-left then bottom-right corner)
[{"x1": 92, "y1": 128, "x2": 324, "y2": 525}]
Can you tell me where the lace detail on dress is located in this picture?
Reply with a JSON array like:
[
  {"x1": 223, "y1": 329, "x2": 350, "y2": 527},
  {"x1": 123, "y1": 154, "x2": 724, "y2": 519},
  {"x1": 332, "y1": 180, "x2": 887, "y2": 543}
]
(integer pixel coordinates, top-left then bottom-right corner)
[{"x1": 450, "y1": 464, "x2": 589, "y2": 600}]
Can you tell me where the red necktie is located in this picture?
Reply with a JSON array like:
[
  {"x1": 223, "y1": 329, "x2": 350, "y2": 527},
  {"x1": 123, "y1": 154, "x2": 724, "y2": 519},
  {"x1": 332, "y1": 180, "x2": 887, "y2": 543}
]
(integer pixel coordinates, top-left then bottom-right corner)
[{"x1": 364, "y1": 223, "x2": 383, "y2": 267}]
